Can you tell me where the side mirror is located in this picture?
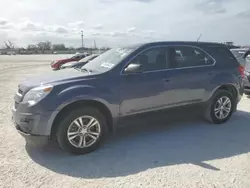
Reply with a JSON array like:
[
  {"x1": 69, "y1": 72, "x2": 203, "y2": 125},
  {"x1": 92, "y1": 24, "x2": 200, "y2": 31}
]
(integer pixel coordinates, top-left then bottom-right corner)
[{"x1": 124, "y1": 63, "x2": 142, "y2": 73}]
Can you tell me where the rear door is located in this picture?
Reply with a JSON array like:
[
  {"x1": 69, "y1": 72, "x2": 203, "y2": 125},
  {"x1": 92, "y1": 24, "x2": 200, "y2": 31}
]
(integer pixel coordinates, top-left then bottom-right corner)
[{"x1": 166, "y1": 45, "x2": 215, "y2": 105}]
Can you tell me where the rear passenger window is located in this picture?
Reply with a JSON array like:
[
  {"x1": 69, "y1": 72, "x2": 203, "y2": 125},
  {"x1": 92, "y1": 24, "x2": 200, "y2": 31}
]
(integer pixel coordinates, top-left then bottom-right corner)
[
  {"x1": 206, "y1": 46, "x2": 236, "y2": 64},
  {"x1": 169, "y1": 46, "x2": 214, "y2": 68}
]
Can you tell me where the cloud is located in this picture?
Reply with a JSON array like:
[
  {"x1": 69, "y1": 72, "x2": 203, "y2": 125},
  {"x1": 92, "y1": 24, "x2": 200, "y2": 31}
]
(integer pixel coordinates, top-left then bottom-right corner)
[
  {"x1": 92, "y1": 31, "x2": 101, "y2": 36},
  {"x1": 195, "y1": 0, "x2": 227, "y2": 14},
  {"x1": 0, "y1": 19, "x2": 9, "y2": 25},
  {"x1": 142, "y1": 30, "x2": 156, "y2": 35},
  {"x1": 237, "y1": 10, "x2": 250, "y2": 19},
  {"x1": 132, "y1": 0, "x2": 155, "y2": 3},
  {"x1": 68, "y1": 21, "x2": 85, "y2": 28},
  {"x1": 100, "y1": 0, "x2": 154, "y2": 3},
  {"x1": 108, "y1": 31, "x2": 126, "y2": 37},
  {"x1": 0, "y1": 18, "x2": 14, "y2": 29},
  {"x1": 16, "y1": 19, "x2": 68, "y2": 34},
  {"x1": 92, "y1": 24, "x2": 103, "y2": 30},
  {"x1": 127, "y1": 27, "x2": 136, "y2": 32},
  {"x1": 0, "y1": 0, "x2": 250, "y2": 47},
  {"x1": 18, "y1": 21, "x2": 43, "y2": 31},
  {"x1": 53, "y1": 26, "x2": 68, "y2": 34}
]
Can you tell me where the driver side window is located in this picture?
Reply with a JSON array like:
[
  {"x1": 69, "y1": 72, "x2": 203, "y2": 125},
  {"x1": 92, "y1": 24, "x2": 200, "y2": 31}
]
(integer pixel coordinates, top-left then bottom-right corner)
[{"x1": 124, "y1": 47, "x2": 169, "y2": 73}]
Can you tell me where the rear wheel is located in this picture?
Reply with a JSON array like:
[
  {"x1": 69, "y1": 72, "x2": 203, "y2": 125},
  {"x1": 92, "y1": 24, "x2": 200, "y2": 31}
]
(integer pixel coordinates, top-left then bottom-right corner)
[
  {"x1": 204, "y1": 89, "x2": 234, "y2": 124},
  {"x1": 56, "y1": 107, "x2": 107, "y2": 154}
]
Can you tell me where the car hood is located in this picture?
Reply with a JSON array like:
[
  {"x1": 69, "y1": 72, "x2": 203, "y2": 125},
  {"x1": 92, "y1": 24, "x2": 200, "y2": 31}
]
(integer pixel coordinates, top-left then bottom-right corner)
[
  {"x1": 62, "y1": 61, "x2": 79, "y2": 67},
  {"x1": 52, "y1": 58, "x2": 71, "y2": 64},
  {"x1": 18, "y1": 68, "x2": 92, "y2": 93}
]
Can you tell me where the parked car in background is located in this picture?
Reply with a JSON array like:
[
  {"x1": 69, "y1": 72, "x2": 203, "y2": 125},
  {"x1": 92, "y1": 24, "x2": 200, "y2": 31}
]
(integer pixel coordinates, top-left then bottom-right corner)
[
  {"x1": 50, "y1": 53, "x2": 89, "y2": 70},
  {"x1": 61, "y1": 54, "x2": 99, "y2": 69},
  {"x1": 12, "y1": 41, "x2": 244, "y2": 155},
  {"x1": 230, "y1": 48, "x2": 250, "y2": 66},
  {"x1": 231, "y1": 48, "x2": 250, "y2": 95},
  {"x1": 244, "y1": 61, "x2": 250, "y2": 95}
]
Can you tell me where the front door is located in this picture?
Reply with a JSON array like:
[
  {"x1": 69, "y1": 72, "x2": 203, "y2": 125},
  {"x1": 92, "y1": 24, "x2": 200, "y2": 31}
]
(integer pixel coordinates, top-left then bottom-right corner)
[{"x1": 119, "y1": 46, "x2": 176, "y2": 116}]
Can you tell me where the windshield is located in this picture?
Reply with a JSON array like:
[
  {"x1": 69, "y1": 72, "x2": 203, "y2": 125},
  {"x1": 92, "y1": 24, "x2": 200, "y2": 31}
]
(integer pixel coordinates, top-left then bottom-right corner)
[
  {"x1": 79, "y1": 54, "x2": 98, "y2": 63},
  {"x1": 231, "y1": 49, "x2": 247, "y2": 58},
  {"x1": 82, "y1": 47, "x2": 137, "y2": 73},
  {"x1": 71, "y1": 54, "x2": 84, "y2": 59}
]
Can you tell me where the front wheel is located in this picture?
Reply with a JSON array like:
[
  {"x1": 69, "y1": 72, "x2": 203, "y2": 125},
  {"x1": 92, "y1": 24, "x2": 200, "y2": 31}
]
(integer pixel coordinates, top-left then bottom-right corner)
[
  {"x1": 204, "y1": 89, "x2": 234, "y2": 124},
  {"x1": 56, "y1": 107, "x2": 107, "y2": 154}
]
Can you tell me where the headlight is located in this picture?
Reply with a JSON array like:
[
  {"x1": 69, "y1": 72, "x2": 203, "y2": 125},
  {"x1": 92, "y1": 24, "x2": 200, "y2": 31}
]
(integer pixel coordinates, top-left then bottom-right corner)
[{"x1": 22, "y1": 85, "x2": 53, "y2": 106}]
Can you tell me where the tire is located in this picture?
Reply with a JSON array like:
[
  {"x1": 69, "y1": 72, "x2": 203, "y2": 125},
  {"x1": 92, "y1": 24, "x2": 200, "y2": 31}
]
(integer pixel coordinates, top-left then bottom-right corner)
[
  {"x1": 56, "y1": 107, "x2": 107, "y2": 155},
  {"x1": 204, "y1": 89, "x2": 235, "y2": 124}
]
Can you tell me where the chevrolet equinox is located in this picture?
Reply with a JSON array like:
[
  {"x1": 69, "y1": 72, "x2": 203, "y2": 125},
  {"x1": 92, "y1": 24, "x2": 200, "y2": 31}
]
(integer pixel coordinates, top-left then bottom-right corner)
[{"x1": 12, "y1": 41, "x2": 244, "y2": 154}]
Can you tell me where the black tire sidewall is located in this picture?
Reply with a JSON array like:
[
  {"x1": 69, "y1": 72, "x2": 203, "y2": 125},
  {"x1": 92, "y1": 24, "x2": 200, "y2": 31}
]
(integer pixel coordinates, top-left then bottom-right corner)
[
  {"x1": 209, "y1": 90, "x2": 234, "y2": 124},
  {"x1": 56, "y1": 107, "x2": 107, "y2": 155}
]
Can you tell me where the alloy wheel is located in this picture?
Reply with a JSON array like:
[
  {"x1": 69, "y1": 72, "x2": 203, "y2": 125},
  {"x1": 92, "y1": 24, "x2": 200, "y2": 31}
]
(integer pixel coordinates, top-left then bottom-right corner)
[
  {"x1": 214, "y1": 96, "x2": 232, "y2": 120},
  {"x1": 67, "y1": 115, "x2": 101, "y2": 148}
]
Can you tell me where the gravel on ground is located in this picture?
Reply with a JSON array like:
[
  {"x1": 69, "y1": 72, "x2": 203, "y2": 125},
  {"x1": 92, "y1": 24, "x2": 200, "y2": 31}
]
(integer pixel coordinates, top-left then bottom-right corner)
[{"x1": 1, "y1": 55, "x2": 250, "y2": 188}]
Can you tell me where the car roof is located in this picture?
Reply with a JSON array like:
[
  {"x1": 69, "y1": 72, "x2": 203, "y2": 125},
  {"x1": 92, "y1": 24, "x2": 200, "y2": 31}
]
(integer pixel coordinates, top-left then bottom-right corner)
[{"x1": 122, "y1": 41, "x2": 226, "y2": 49}]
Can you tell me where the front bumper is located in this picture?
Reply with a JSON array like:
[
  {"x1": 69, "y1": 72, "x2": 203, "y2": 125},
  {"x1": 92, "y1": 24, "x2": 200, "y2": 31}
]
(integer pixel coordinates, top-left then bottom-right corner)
[
  {"x1": 50, "y1": 61, "x2": 59, "y2": 70},
  {"x1": 12, "y1": 106, "x2": 50, "y2": 146},
  {"x1": 15, "y1": 124, "x2": 49, "y2": 146}
]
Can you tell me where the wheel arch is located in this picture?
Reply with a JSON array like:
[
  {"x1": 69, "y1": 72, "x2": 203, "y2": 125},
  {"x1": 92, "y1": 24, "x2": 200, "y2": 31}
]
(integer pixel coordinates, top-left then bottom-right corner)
[
  {"x1": 217, "y1": 84, "x2": 238, "y2": 99},
  {"x1": 50, "y1": 99, "x2": 114, "y2": 140},
  {"x1": 211, "y1": 84, "x2": 238, "y2": 111}
]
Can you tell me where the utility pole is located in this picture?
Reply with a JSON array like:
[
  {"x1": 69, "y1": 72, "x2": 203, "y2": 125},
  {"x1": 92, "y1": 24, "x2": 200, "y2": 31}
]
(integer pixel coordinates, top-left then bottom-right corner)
[
  {"x1": 81, "y1": 30, "x2": 84, "y2": 48},
  {"x1": 94, "y1": 40, "x2": 97, "y2": 49}
]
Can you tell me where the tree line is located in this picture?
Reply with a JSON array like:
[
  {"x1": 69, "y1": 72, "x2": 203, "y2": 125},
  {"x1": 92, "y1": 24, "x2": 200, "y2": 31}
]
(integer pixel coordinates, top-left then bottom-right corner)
[{"x1": 1, "y1": 40, "x2": 111, "y2": 54}]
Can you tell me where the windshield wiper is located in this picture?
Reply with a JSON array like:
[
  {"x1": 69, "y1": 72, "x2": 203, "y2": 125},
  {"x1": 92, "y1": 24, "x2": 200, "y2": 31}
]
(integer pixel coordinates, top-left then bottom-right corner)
[
  {"x1": 74, "y1": 67, "x2": 81, "y2": 71},
  {"x1": 80, "y1": 68, "x2": 92, "y2": 74}
]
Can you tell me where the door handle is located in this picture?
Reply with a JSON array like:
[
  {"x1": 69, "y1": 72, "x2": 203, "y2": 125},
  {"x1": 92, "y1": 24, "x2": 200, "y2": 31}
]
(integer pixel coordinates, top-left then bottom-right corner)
[{"x1": 163, "y1": 79, "x2": 171, "y2": 83}]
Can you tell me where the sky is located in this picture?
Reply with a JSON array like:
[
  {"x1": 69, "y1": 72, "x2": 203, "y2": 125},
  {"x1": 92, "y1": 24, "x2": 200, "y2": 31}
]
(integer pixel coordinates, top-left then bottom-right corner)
[{"x1": 0, "y1": 0, "x2": 250, "y2": 48}]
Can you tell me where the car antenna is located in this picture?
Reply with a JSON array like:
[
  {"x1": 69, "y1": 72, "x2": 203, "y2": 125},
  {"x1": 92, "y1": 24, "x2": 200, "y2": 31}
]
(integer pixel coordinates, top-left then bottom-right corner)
[{"x1": 197, "y1": 34, "x2": 202, "y2": 42}]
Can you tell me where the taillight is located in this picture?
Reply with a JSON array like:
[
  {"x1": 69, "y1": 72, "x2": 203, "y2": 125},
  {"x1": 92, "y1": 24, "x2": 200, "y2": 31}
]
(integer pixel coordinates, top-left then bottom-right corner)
[{"x1": 238, "y1": 65, "x2": 245, "y2": 78}]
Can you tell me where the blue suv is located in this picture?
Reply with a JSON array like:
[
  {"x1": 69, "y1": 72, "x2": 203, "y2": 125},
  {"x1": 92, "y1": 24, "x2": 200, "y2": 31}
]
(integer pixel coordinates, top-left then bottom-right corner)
[{"x1": 12, "y1": 41, "x2": 244, "y2": 154}]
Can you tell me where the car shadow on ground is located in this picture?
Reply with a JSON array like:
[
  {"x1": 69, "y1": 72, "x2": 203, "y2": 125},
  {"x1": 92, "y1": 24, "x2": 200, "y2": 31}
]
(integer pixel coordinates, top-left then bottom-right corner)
[{"x1": 26, "y1": 109, "x2": 250, "y2": 178}]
